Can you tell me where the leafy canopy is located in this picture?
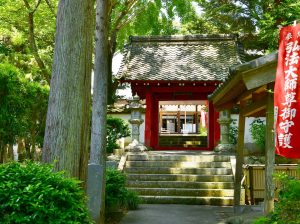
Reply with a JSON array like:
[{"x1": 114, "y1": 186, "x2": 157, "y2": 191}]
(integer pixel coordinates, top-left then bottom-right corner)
[
  {"x1": 188, "y1": 0, "x2": 300, "y2": 54},
  {"x1": 0, "y1": 63, "x2": 49, "y2": 150}
]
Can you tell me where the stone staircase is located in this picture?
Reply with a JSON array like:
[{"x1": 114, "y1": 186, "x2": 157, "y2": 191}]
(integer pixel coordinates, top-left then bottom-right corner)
[{"x1": 124, "y1": 152, "x2": 234, "y2": 205}]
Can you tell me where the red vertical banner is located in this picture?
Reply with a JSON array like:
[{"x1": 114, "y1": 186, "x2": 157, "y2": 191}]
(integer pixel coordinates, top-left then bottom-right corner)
[{"x1": 275, "y1": 24, "x2": 300, "y2": 158}]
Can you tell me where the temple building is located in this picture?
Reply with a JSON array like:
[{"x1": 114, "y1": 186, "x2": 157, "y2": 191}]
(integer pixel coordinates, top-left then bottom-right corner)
[{"x1": 117, "y1": 34, "x2": 244, "y2": 151}]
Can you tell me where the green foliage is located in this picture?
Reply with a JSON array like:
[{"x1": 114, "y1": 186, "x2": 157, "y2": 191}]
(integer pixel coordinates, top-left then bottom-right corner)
[
  {"x1": 0, "y1": 63, "x2": 48, "y2": 156},
  {"x1": 272, "y1": 172, "x2": 300, "y2": 223},
  {"x1": 106, "y1": 168, "x2": 140, "y2": 211},
  {"x1": 0, "y1": 64, "x2": 27, "y2": 146},
  {"x1": 106, "y1": 116, "x2": 130, "y2": 153},
  {"x1": 0, "y1": 161, "x2": 92, "y2": 224},
  {"x1": 249, "y1": 118, "x2": 266, "y2": 152},
  {"x1": 0, "y1": 0, "x2": 56, "y2": 83},
  {"x1": 253, "y1": 170, "x2": 300, "y2": 224},
  {"x1": 258, "y1": 0, "x2": 300, "y2": 51},
  {"x1": 253, "y1": 216, "x2": 270, "y2": 224},
  {"x1": 112, "y1": 0, "x2": 196, "y2": 50},
  {"x1": 189, "y1": 0, "x2": 300, "y2": 55},
  {"x1": 229, "y1": 119, "x2": 238, "y2": 145}
]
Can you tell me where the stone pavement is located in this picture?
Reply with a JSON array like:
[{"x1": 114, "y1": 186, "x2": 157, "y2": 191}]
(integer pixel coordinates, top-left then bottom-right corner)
[
  {"x1": 120, "y1": 204, "x2": 264, "y2": 224},
  {"x1": 120, "y1": 204, "x2": 234, "y2": 224}
]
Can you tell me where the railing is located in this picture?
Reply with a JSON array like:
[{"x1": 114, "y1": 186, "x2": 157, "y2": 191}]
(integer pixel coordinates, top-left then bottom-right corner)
[{"x1": 243, "y1": 164, "x2": 300, "y2": 204}]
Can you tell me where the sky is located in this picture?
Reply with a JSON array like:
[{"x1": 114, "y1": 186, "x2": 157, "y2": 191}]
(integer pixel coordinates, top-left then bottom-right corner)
[{"x1": 112, "y1": 53, "x2": 132, "y2": 98}]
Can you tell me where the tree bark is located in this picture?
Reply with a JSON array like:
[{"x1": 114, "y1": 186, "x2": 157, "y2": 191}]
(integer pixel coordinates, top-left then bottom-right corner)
[
  {"x1": 88, "y1": 0, "x2": 109, "y2": 222},
  {"x1": 25, "y1": 140, "x2": 31, "y2": 160},
  {"x1": 7, "y1": 144, "x2": 14, "y2": 161},
  {"x1": 0, "y1": 144, "x2": 4, "y2": 163},
  {"x1": 17, "y1": 138, "x2": 25, "y2": 162},
  {"x1": 42, "y1": 0, "x2": 94, "y2": 183},
  {"x1": 1, "y1": 145, "x2": 8, "y2": 163}
]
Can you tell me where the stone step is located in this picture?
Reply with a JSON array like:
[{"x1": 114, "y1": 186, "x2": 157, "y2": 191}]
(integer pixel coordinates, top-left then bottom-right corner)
[
  {"x1": 125, "y1": 167, "x2": 232, "y2": 175},
  {"x1": 129, "y1": 188, "x2": 234, "y2": 197},
  {"x1": 126, "y1": 161, "x2": 231, "y2": 168},
  {"x1": 127, "y1": 181, "x2": 235, "y2": 189},
  {"x1": 127, "y1": 174, "x2": 234, "y2": 182},
  {"x1": 140, "y1": 195, "x2": 234, "y2": 206},
  {"x1": 127, "y1": 154, "x2": 230, "y2": 162}
]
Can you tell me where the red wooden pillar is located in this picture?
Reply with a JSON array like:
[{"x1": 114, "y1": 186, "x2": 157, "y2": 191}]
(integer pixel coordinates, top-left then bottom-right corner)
[
  {"x1": 214, "y1": 110, "x2": 220, "y2": 148},
  {"x1": 152, "y1": 96, "x2": 159, "y2": 149},
  {"x1": 145, "y1": 90, "x2": 152, "y2": 147},
  {"x1": 208, "y1": 101, "x2": 215, "y2": 150}
]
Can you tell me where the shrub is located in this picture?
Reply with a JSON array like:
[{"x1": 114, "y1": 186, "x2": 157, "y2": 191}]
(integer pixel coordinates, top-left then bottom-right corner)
[
  {"x1": 272, "y1": 172, "x2": 300, "y2": 223},
  {"x1": 0, "y1": 161, "x2": 92, "y2": 224},
  {"x1": 249, "y1": 118, "x2": 266, "y2": 152},
  {"x1": 253, "y1": 216, "x2": 270, "y2": 224},
  {"x1": 253, "y1": 169, "x2": 300, "y2": 224},
  {"x1": 106, "y1": 168, "x2": 140, "y2": 211},
  {"x1": 106, "y1": 116, "x2": 130, "y2": 154}
]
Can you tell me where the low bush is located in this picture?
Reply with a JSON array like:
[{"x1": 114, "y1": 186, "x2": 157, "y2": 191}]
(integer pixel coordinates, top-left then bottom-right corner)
[
  {"x1": 106, "y1": 116, "x2": 130, "y2": 154},
  {"x1": 106, "y1": 168, "x2": 140, "y2": 212},
  {"x1": 253, "y1": 170, "x2": 300, "y2": 224},
  {"x1": 0, "y1": 161, "x2": 92, "y2": 224}
]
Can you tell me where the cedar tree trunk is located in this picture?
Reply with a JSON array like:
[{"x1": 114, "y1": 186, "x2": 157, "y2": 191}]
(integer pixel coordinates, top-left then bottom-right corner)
[{"x1": 42, "y1": 0, "x2": 94, "y2": 182}]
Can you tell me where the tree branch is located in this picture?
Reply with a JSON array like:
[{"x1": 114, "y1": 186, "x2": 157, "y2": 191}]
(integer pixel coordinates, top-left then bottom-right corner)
[
  {"x1": 23, "y1": 0, "x2": 42, "y2": 13},
  {"x1": 111, "y1": 0, "x2": 138, "y2": 32},
  {"x1": 115, "y1": 8, "x2": 140, "y2": 30},
  {"x1": 23, "y1": 0, "x2": 51, "y2": 83},
  {"x1": 45, "y1": 0, "x2": 56, "y2": 17},
  {"x1": 32, "y1": 0, "x2": 42, "y2": 13}
]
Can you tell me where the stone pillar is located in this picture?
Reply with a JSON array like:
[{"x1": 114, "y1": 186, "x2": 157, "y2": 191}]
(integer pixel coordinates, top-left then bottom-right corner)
[
  {"x1": 215, "y1": 109, "x2": 235, "y2": 153},
  {"x1": 125, "y1": 94, "x2": 147, "y2": 152}
]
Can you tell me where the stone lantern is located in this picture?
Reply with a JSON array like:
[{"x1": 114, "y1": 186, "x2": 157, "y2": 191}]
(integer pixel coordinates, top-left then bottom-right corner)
[
  {"x1": 128, "y1": 94, "x2": 144, "y2": 141},
  {"x1": 215, "y1": 109, "x2": 235, "y2": 153},
  {"x1": 125, "y1": 94, "x2": 147, "y2": 152}
]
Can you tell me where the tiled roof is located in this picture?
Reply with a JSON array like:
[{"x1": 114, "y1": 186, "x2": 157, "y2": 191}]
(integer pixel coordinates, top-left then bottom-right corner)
[
  {"x1": 209, "y1": 52, "x2": 278, "y2": 100},
  {"x1": 118, "y1": 34, "x2": 244, "y2": 82}
]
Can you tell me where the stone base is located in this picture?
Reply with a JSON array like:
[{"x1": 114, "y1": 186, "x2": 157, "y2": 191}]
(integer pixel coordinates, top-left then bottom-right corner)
[
  {"x1": 125, "y1": 139, "x2": 148, "y2": 152},
  {"x1": 215, "y1": 143, "x2": 235, "y2": 153}
]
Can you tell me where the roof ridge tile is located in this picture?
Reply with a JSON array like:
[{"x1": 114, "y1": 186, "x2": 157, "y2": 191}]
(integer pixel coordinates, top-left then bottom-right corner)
[{"x1": 130, "y1": 34, "x2": 238, "y2": 43}]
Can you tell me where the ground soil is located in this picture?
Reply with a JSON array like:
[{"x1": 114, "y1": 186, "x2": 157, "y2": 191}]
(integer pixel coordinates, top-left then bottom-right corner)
[{"x1": 105, "y1": 211, "x2": 126, "y2": 224}]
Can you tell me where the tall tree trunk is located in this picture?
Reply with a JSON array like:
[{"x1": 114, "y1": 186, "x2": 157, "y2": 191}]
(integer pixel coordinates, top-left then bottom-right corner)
[
  {"x1": 107, "y1": 32, "x2": 117, "y2": 105},
  {"x1": 42, "y1": 0, "x2": 94, "y2": 182},
  {"x1": 17, "y1": 138, "x2": 25, "y2": 162},
  {"x1": 25, "y1": 140, "x2": 31, "y2": 160},
  {"x1": 88, "y1": 0, "x2": 109, "y2": 222},
  {"x1": 30, "y1": 132, "x2": 36, "y2": 160},
  {"x1": 2, "y1": 145, "x2": 8, "y2": 163},
  {"x1": 0, "y1": 143, "x2": 4, "y2": 163},
  {"x1": 7, "y1": 144, "x2": 14, "y2": 161}
]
